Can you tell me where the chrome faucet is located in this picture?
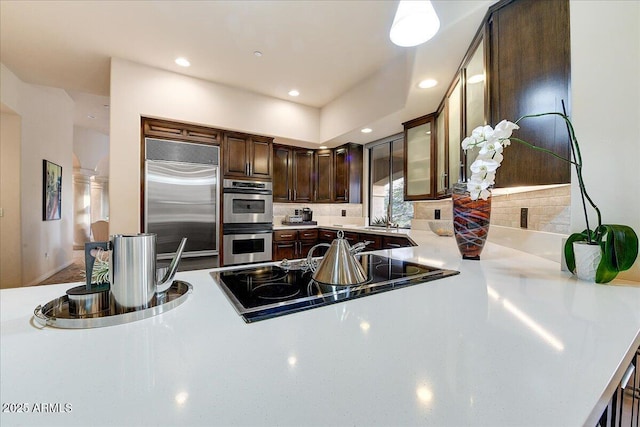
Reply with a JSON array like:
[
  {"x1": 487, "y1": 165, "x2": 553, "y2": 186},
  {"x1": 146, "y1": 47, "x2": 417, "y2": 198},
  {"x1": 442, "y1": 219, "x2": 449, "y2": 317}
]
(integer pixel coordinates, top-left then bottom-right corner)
[{"x1": 386, "y1": 204, "x2": 398, "y2": 230}]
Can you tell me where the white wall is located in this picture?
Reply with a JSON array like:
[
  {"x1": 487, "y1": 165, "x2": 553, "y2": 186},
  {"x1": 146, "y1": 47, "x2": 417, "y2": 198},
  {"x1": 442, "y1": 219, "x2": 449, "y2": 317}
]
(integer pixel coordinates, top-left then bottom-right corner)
[
  {"x1": 73, "y1": 126, "x2": 109, "y2": 173},
  {"x1": 109, "y1": 58, "x2": 321, "y2": 234},
  {"x1": 0, "y1": 64, "x2": 75, "y2": 286},
  {"x1": 570, "y1": 0, "x2": 640, "y2": 281},
  {"x1": 0, "y1": 110, "x2": 22, "y2": 288}
]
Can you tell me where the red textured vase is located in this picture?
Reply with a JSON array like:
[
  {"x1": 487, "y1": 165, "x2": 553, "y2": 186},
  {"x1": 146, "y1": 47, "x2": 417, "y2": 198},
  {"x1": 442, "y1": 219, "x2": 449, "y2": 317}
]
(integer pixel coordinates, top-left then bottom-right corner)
[{"x1": 452, "y1": 183, "x2": 491, "y2": 260}]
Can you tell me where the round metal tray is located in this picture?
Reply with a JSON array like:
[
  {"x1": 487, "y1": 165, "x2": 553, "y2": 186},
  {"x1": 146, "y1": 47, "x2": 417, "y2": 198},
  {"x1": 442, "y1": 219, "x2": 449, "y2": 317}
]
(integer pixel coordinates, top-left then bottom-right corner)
[{"x1": 33, "y1": 281, "x2": 192, "y2": 329}]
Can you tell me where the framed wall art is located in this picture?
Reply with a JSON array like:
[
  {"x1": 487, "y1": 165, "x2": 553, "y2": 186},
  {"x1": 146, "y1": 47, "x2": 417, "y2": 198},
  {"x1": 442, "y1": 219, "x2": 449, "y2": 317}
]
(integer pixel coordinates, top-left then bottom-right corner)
[{"x1": 43, "y1": 159, "x2": 62, "y2": 221}]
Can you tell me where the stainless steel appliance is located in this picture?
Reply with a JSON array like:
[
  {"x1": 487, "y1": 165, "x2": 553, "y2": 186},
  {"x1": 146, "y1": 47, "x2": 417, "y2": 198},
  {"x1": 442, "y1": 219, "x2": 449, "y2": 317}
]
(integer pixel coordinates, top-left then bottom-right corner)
[
  {"x1": 145, "y1": 138, "x2": 219, "y2": 258},
  {"x1": 213, "y1": 254, "x2": 459, "y2": 322},
  {"x1": 223, "y1": 179, "x2": 273, "y2": 265},
  {"x1": 301, "y1": 207, "x2": 313, "y2": 222},
  {"x1": 79, "y1": 234, "x2": 186, "y2": 310}
]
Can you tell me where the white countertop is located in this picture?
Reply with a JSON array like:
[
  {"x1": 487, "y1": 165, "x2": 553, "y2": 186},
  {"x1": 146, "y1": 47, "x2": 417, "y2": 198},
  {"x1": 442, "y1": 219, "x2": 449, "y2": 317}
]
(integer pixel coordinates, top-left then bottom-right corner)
[{"x1": 2, "y1": 232, "x2": 639, "y2": 427}]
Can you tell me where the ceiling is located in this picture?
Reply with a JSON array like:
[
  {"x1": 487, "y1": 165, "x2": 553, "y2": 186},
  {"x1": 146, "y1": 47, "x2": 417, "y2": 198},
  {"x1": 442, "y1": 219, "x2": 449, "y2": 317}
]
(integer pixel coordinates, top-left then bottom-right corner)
[{"x1": 0, "y1": 0, "x2": 494, "y2": 142}]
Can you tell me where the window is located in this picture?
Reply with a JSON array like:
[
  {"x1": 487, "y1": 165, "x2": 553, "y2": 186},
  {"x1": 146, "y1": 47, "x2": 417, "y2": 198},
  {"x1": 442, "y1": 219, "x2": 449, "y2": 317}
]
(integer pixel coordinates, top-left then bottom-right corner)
[{"x1": 368, "y1": 136, "x2": 413, "y2": 228}]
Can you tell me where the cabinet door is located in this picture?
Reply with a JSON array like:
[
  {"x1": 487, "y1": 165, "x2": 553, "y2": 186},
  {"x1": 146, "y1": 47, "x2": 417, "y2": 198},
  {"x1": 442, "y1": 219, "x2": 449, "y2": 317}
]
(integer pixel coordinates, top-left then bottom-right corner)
[
  {"x1": 435, "y1": 111, "x2": 447, "y2": 194},
  {"x1": 273, "y1": 145, "x2": 293, "y2": 202},
  {"x1": 273, "y1": 241, "x2": 296, "y2": 261},
  {"x1": 223, "y1": 134, "x2": 249, "y2": 177},
  {"x1": 447, "y1": 78, "x2": 462, "y2": 186},
  {"x1": 299, "y1": 240, "x2": 316, "y2": 259},
  {"x1": 487, "y1": 0, "x2": 570, "y2": 186},
  {"x1": 404, "y1": 114, "x2": 436, "y2": 200},
  {"x1": 250, "y1": 136, "x2": 272, "y2": 179},
  {"x1": 293, "y1": 149, "x2": 314, "y2": 202},
  {"x1": 314, "y1": 149, "x2": 333, "y2": 202},
  {"x1": 334, "y1": 147, "x2": 349, "y2": 202},
  {"x1": 334, "y1": 144, "x2": 363, "y2": 204}
]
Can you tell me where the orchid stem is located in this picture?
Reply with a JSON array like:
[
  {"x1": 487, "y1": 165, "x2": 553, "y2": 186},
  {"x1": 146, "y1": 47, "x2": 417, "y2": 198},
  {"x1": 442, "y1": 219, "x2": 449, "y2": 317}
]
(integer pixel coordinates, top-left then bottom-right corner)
[{"x1": 513, "y1": 111, "x2": 602, "y2": 241}]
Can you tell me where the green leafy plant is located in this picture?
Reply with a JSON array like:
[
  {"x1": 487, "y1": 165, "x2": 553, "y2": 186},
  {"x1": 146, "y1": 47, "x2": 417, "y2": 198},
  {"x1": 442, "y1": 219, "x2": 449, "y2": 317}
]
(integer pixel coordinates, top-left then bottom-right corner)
[
  {"x1": 81, "y1": 251, "x2": 110, "y2": 284},
  {"x1": 371, "y1": 216, "x2": 389, "y2": 226},
  {"x1": 462, "y1": 108, "x2": 638, "y2": 283}
]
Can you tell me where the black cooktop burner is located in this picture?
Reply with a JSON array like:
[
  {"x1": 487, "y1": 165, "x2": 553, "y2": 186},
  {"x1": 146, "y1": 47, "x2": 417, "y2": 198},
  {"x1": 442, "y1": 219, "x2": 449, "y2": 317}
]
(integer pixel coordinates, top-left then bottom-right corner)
[{"x1": 213, "y1": 254, "x2": 459, "y2": 323}]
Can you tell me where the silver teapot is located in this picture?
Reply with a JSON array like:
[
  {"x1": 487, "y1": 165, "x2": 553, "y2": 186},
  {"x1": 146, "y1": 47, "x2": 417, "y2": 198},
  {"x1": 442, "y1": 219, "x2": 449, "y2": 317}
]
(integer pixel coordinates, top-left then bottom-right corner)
[{"x1": 306, "y1": 230, "x2": 370, "y2": 286}]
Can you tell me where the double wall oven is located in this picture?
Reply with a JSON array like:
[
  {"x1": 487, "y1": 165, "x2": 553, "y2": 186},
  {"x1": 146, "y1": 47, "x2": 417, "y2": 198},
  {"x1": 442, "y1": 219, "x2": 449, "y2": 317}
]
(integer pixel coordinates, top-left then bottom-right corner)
[{"x1": 222, "y1": 179, "x2": 273, "y2": 265}]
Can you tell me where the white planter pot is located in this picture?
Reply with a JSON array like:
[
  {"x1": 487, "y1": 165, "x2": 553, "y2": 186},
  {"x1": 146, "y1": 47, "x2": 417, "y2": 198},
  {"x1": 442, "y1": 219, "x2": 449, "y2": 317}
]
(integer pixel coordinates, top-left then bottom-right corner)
[{"x1": 573, "y1": 241, "x2": 602, "y2": 282}]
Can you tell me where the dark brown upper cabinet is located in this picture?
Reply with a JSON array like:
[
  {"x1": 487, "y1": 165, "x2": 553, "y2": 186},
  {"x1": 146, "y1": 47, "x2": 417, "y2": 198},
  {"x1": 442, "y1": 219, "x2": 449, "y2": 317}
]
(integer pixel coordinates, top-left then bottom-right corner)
[
  {"x1": 142, "y1": 118, "x2": 220, "y2": 145},
  {"x1": 274, "y1": 143, "x2": 362, "y2": 204},
  {"x1": 314, "y1": 149, "x2": 334, "y2": 203},
  {"x1": 485, "y1": 0, "x2": 570, "y2": 186},
  {"x1": 411, "y1": 0, "x2": 570, "y2": 195},
  {"x1": 223, "y1": 133, "x2": 272, "y2": 180},
  {"x1": 334, "y1": 143, "x2": 363, "y2": 203},
  {"x1": 273, "y1": 145, "x2": 314, "y2": 202},
  {"x1": 403, "y1": 114, "x2": 436, "y2": 200}
]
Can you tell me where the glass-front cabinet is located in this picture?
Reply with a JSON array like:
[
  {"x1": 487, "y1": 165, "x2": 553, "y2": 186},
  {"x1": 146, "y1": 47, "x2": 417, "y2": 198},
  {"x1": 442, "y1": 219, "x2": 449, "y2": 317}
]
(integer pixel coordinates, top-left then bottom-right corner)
[
  {"x1": 463, "y1": 38, "x2": 485, "y2": 180},
  {"x1": 403, "y1": 114, "x2": 436, "y2": 200},
  {"x1": 402, "y1": 36, "x2": 485, "y2": 201},
  {"x1": 447, "y1": 77, "x2": 462, "y2": 187}
]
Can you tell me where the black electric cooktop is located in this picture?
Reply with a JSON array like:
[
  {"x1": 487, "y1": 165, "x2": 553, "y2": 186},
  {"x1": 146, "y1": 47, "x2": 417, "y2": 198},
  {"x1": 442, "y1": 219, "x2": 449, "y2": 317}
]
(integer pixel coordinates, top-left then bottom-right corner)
[{"x1": 213, "y1": 254, "x2": 459, "y2": 323}]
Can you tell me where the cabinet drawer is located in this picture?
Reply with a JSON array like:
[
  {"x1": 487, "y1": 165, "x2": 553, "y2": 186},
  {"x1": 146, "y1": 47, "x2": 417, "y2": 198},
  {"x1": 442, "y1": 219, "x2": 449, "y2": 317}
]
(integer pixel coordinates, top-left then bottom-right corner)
[
  {"x1": 318, "y1": 229, "x2": 337, "y2": 242},
  {"x1": 274, "y1": 230, "x2": 298, "y2": 242},
  {"x1": 359, "y1": 233, "x2": 383, "y2": 250},
  {"x1": 298, "y1": 229, "x2": 318, "y2": 241},
  {"x1": 383, "y1": 235, "x2": 414, "y2": 249},
  {"x1": 343, "y1": 231, "x2": 359, "y2": 245}
]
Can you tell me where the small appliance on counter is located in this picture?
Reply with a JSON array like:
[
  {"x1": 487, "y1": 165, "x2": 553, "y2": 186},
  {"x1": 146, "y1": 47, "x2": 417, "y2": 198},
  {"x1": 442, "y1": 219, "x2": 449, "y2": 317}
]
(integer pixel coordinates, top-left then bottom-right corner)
[
  {"x1": 33, "y1": 234, "x2": 192, "y2": 329},
  {"x1": 281, "y1": 208, "x2": 316, "y2": 225}
]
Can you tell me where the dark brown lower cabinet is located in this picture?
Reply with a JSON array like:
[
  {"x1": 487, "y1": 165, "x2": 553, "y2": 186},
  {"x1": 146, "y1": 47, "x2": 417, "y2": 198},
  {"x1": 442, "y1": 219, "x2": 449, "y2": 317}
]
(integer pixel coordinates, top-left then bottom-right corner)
[
  {"x1": 382, "y1": 235, "x2": 414, "y2": 249},
  {"x1": 273, "y1": 229, "x2": 319, "y2": 261}
]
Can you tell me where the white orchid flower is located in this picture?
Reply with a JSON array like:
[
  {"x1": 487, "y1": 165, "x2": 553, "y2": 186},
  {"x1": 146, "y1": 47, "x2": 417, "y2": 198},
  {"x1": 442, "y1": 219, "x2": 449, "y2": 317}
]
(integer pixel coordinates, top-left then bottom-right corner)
[
  {"x1": 493, "y1": 120, "x2": 519, "y2": 138},
  {"x1": 483, "y1": 171, "x2": 496, "y2": 186},
  {"x1": 470, "y1": 158, "x2": 501, "y2": 174},
  {"x1": 467, "y1": 176, "x2": 491, "y2": 200},
  {"x1": 461, "y1": 136, "x2": 475, "y2": 150},
  {"x1": 478, "y1": 139, "x2": 504, "y2": 155},
  {"x1": 460, "y1": 119, "x2": 519, "y2": 200}
]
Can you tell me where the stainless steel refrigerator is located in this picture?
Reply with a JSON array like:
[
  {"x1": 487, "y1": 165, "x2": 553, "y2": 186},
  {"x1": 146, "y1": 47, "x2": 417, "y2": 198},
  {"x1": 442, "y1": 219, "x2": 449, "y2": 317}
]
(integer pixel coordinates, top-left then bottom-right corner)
[{"x1": 145, "y1": 138, "x2": 219, "y2": 258}]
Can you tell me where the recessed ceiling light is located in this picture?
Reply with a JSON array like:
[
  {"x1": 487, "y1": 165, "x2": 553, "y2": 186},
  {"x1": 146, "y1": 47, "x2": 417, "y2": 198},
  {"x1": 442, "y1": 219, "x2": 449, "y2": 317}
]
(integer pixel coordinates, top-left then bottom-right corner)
[
  {"x1": 390, "y1": 1, "x2": 441, "y2": 47},
  {"x1": 418, "y1": 79, "x2": 438, "y2": 89},
  {"x1": 288, "y1": 89, "x2": 300, "y2": 97},
  {"x1": 361, "y1": 128, "x2": 373, "y2": 134},
  {"x1": 254, "y1": 51, "x2": 263, "y2": 57},
  {"x1": 319, "y1": 145, "x2": 328, "y2": 149},
  {"x1": 467, "y1": 74, "x2": 485, "y2": 84},
  {"x1": 175, "y1": 57, "x2": 190, "y2": 67},
  {"x1": 87, "y1": 114, "x2": 96, "y2": 119}
]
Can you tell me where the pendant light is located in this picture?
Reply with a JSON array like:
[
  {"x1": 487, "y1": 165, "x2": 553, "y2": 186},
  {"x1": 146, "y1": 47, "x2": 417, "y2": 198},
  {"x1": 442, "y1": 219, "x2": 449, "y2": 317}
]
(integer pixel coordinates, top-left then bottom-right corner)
[{"x1": 389, "y1": 0, "x2": 440, "y2": 47}]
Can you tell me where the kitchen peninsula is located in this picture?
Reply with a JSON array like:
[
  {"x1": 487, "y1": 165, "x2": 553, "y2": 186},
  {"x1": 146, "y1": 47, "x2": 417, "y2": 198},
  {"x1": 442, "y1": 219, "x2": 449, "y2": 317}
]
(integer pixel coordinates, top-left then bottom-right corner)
[{"x1": 2, "y1": 232, "x2": 639, "y2": 426}]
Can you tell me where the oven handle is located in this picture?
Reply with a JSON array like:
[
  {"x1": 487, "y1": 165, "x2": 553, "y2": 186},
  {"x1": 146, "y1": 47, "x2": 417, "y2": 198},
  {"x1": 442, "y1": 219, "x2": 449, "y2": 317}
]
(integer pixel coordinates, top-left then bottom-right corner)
[
  {"x1": 223, "y1": 224, "x2": 273, "y2": 235},
  {"x1": 223, "y1": 188, "x2": 272, "y2": 195}
]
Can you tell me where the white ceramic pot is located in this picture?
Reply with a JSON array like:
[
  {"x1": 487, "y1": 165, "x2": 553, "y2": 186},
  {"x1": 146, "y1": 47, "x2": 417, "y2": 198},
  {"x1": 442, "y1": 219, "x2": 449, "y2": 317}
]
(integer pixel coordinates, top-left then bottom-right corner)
[{"x1": 573, "y1": 241, "x2": 602, "y2": 282}]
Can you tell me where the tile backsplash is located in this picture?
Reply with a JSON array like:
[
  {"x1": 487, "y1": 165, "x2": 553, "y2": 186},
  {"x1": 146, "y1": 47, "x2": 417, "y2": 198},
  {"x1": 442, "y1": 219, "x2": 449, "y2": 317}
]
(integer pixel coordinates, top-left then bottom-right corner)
[
  {"x1": 412, "y1": 184, "x2": 570, "y2": 234},
  {"x1": 274, "y1": 185, "x2": 570, "y2": 234},
  {"x1": 274, "y1": 203, "x2": 364, "y2": 227}
]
